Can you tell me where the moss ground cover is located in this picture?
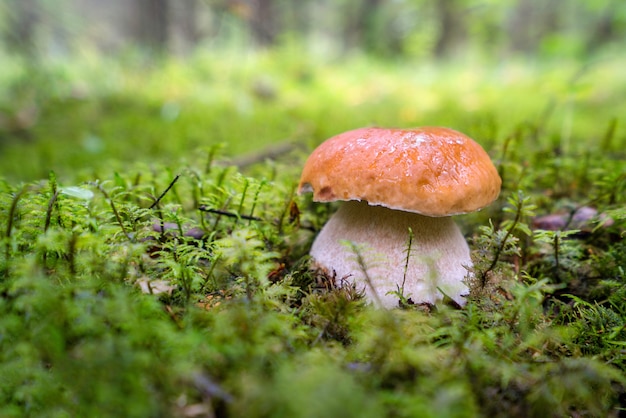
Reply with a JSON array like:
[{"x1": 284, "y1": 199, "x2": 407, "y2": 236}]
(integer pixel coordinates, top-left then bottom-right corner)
[{"x1": 1, "y1": 49, "x2": 625, "y2": 417}]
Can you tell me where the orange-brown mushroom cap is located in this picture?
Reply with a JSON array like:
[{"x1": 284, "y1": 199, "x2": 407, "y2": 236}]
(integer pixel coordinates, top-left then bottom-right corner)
[{"x1": 299, "y1": 127, "x2": 501, "y2": 217}]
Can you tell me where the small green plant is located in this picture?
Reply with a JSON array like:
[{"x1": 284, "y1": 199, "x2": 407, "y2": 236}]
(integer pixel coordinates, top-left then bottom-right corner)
[
  {"x1": 394, "y1": 226, "x2": 416, "y2": 307},
  {"x1": 531, "y1": 228, "x2": 584, "y2": 282},
  {"x1": 472, "y1": 190, "x2": 536, "y2": 290}
]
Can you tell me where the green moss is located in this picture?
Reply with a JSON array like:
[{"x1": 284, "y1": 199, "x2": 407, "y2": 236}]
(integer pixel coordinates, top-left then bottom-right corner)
[{"x1": 1, "y1": 50, "x2": 625, "y2": 416}]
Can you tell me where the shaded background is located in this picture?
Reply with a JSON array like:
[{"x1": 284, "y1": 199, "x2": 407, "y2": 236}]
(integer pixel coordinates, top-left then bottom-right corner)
[
  {"x1": 1, "y1": 0, "x2": 625, "y2": 181},
  {"x1": 3, "y1": 0, "x2": 624, "y2": 59}
]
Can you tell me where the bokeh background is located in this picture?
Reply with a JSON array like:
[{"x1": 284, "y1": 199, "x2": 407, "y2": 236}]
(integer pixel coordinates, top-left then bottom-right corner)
[
  {"x1": 1, "y1": 0, "x2": 625, "y2": 181},
  {"x1": 4, "y1": 1, "x2": 625, "y2": 59}
]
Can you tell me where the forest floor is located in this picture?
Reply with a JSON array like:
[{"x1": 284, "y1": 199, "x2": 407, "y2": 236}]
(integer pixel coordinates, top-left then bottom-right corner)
[{"x1": 1, "y1": 49, "x2": 625, "y2": 417}]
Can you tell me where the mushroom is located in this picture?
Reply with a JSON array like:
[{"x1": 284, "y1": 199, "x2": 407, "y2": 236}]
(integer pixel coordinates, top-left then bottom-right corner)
[{"x1": 298, "y1": 127, "x2": 501, "y2": 308}]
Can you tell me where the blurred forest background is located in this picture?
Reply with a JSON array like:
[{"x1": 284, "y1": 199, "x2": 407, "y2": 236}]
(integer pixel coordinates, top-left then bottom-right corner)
[
  {"x1": 3, "y1": 0, "x2": 624, "y2": 59},
  {"x1": 0, "y1": 0, "x2": 625, "y2": 181}
]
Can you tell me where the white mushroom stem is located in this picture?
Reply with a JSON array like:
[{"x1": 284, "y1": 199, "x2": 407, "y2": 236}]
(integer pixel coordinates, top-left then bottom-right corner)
[{"x1": 310, "y1": 200, "x2": 472, "y2": 308}]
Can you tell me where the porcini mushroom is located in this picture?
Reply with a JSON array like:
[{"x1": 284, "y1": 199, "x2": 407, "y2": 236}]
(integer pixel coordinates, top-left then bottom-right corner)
[{"x1": 298, "y1": 127, "x2": 501, "y2": 308}]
